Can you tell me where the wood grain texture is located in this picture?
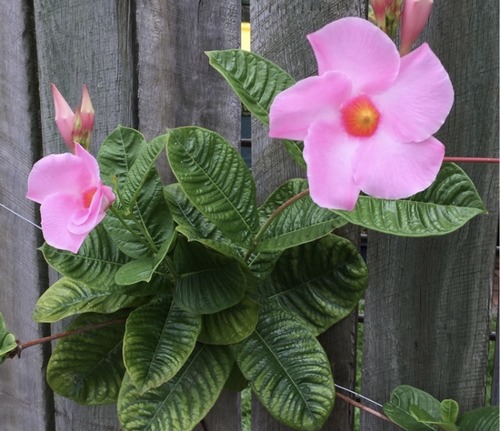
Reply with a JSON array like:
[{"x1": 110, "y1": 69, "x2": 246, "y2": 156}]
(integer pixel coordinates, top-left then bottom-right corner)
[
  {"x1": 250, "y1": 2, "x2": 366, "y2": 430},
  {"x1": 33, "y1": 0, "x2": 136, "y2": 429},
  {"x1": 361, "y1": 1, "x2": 499, "y2": 430},
  {"x1": 0, "y1": 2, "x2": 54, "y2": 430}
]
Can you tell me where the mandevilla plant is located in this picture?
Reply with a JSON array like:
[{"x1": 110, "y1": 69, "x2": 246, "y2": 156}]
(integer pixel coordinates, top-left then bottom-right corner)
[{"x1": 0, "y1": 13, "x2": 496, "y2": 431}]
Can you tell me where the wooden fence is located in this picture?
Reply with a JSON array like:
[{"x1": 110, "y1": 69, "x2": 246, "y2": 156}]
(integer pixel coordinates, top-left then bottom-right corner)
[{"x1": 0, "y1": 1, "x2": 498, "y2": 430}]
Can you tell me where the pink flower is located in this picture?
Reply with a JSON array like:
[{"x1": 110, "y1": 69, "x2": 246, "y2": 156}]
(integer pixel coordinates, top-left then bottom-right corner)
[
  {"x1": 269, "y1": 17, "x2": 453, "y2": 210},
  {"x1": 26, "y1": 143, "x2": 115, "y2": 253},
  {"x1": 400, "y1": 0, "x2": 433, "y2": 55},
  {"x1": 51, "y1": 84, "x2": 95, "y2": 151}
]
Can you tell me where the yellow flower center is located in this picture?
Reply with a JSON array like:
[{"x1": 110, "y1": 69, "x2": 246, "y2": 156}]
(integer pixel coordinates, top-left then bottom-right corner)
[{"x1": 341, "y1": 95, "x2": 380, "y2": 137}]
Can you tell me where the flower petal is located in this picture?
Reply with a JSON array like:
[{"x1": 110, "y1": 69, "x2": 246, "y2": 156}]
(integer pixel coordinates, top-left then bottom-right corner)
[
  {"x1": 40, "y1": 194, "x2": 88, "y2": 253},
  {"x1": 26, "y1": 150, "x2": 95, "y2": 203},
  {"x1": 353, "y1": 132, "x2": 445, "y2": 199},
  {"x1": 304, "y1": 121, "x2": 361, "y2": 210},
  {"x1": 375, "y1": 43, "x2": 454, "y2": 143},
  {"x1": 269, "y1": 71, "x2": 351, "y2": 141},
  {"x1": 68, "y1": 186, "x2": 112, "y2": 235},
  {"x1": 307, "y1": 17, "x2": 400, "y2": 94}
]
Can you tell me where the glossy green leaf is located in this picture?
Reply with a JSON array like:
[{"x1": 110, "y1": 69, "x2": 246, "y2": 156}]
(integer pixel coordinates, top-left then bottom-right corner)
[
  {"x1": 336, "y1": 163, "x2": 486, "y2": 236},
  {"x1": 47, "y1": 311, "x2": 126, "y2": 405},
  {"x1": 233, "y1": 304, "x2": 335, "y2": 431},
  {"x1": 97, "y1": 126, "x2": 146, "y2": 189},
  {"x1": 383, "y1": 385, "x2": 442, "y2": 431},
  {"x1": 167, "y1": 127, "x2": 259, "y2": 247},
  {"x1": 259, "y1": 234, "x2": 367, "y2": 335},
  {"x1": 120, "y1": 134, "x2": 167, "y2": 210},
  {"x1": 164, "y1": 183, "x2": 242, "y2": 260},
  {"x1": 441, "y1": 399, "x2": 459, "y2": 424},
  {"x1": 0, "y1": 312, "x2": 16, "y2": 364},
  {"x1": 198, "y1": 296, "x2": 259, "y2": 345},
  {"x1": 245, "y1": 249, "x2": 282, "y2": 280},
  {"x1": 207, "y1": 49, "x2": 305, "y2": 168},
  {"x1": 117, "y1": 344, "x2": 233, "y2": 431},
  {"x1": 457, "y1": 406, "x2": 500, "y2": 431},
  {"x1": 256, "y1": 179, "x2": 347, "y2": 252},
  {"x1": 33, "y1": 276, "x2": 153, "y2": 323},
  {"x1": 173, "y1": 235, "x2": 247, "y2": 314},
  {"x1": 123, "y1": 296, "x2": 201, "y2": 393}
]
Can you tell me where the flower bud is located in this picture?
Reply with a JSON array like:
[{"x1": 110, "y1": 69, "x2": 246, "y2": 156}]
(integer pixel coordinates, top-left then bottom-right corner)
[
  {"x1": 51, "y1": 83, "x2": 75, "y2": 151},
  {"x1": 369, "y1": 0, "x2": 402, "y2": 38},
  {"x1": 400, "y1": 0, "x2": 433, "y2": 55}
]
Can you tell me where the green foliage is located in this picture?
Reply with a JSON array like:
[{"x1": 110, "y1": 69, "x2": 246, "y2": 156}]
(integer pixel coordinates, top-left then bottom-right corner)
[{"x1": 0, "y1": 312, "x2": 16, "y2": 364}]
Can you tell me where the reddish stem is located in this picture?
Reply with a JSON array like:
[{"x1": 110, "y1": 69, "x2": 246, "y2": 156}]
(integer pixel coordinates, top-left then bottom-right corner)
[{"x1": 444, "y1": 157, "x2": 499, "y2": 164}]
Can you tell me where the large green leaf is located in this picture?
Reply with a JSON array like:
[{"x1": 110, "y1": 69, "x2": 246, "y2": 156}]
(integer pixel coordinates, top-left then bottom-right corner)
[
  {"x1": 336, "y1": 163, "x2": 485, "y2": 236},
  {"x1": 164, "y1": 183, "x2": 242, "y2": 260},
  {"x1": 207, "y1": 49, "x2": 305, "y2": 168},
  {"x1": 47, "y1": 311, "x2": 127, "y2": 405},
  {"x1": 173, "y1": 239, "x2": 247, "y2": 314},
  {"x1": 167, "y1": 126, "x2": 259, "y2": 248},
  {"x1": 0, "y1": 312, "x2": 16, "y2": 364},
  {"x1": 97, "y1": 126, "x2": 146, "y2": 189},
  {"x1": 33, "y1": 276, "x2": 155, "y2": 323},
  {"x1": 123, "y1": 295, "x2": 201, "y2": 393},
  {"x1": 232, "y1": 304, "x2": 335, "y2": 431},
  {"x1": 256, "y1": 179, "x2": 347, "y2": 252},
  {"x1": 383, "y1": 385, "x2": 442, "y2": 431},
  {"x1": 198, "y1": 296, "x2": 259, "y2": 345},
  {"x1": 457, "y1": 406, "x2": 500, "y2": 431},
  {"x1": 117, "y1": 344, "x2": 233, "y2": 431},
  {"x1": 259, "y1": 234, "x2": 367, "y2": 335}
]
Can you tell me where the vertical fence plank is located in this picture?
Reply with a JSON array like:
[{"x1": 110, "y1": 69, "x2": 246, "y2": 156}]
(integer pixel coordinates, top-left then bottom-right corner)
[
  {"x1": 135, "y1": 2, "x2": 242, "y2": 430},
  {"x1": 0, "y1": 2, "x2": 54, "y2": 430},
  {"x1": 33, "y1": 0, "x2": 136, "y2": 429},
  {"x1": 361, "y1": 1, "x2": 499, "y2": 429},
  {"x1": 250, "y1": 1, "x2": 366, "y2": 430}
]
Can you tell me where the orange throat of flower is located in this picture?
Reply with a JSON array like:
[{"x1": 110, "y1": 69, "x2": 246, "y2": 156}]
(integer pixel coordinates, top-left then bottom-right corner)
[
  {"x1": 82, "y1": 187, "x2": 97, "y2": 208},
  {"x1": 341, "y1": 95, "x2": 380, "y2": 137}
]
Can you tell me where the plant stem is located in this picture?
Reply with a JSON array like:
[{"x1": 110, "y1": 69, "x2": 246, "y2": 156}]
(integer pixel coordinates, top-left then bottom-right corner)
[
  {"x1": 244, "y1": 188, "x2": 310, "y2": 261},
  {"x1": 444, "y1": 156, "x2": 499, "y2": 164},
  {"x1": 11, "y1": 318, "x2": 126, "y2": 357}
]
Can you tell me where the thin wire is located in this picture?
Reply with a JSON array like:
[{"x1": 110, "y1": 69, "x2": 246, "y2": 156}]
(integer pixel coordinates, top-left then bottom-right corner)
[
  {"x1": 334, "y1": 384, "x2": 384, "y2": 408},
  {"x1": 0, "y1": 203, "x2": 42, "y2": 230}
]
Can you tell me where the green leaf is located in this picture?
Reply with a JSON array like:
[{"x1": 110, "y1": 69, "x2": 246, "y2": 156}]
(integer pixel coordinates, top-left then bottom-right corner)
[
  {"x1": 123, "y1": 296, "x2": 201, "y2": 393},
  {"x1": 120, "y1": 133, "x2": 167, "y2": 210},
  {"x1": 441, "y1": 399, "x2": 459, "y2": 424},
  {"x1": 246, "y1": 249, "x2": 282, "y2": 280},
  {"x1": 207, "y1": 49, "x2": 305, "y2": 168},
  {"x1": 384, "y1": 385, "x2": 442, "y2": 431},
  {"x1": 173, "y1": 239, "x2": 247, "y2": 314},
  {"x1": 256, "y1": 179, "x2": 347, "y2": 252},
  {"x1": 259, "y1": 234, "x2": 367, "y2": 335},
  {"x1": 232, "y1": 304, "x2": 335, "y2": 431},
  {"x1": 47, "y1": 311, "x2": 127, "y2": 405},
  {"x1": 164, "y1": 183, "x2": 242, "y2": 260},
  {"x1": 336, "y1": 163, "x2": 486, "y2": 237},
  {"x1": 97, "y1": 126, "x2": 146, "y2": 189},
  {"x1": 198, "y1": 296, "x2": 259, "y2": 345},
  {"x1": 117, "y1": 344, "x2": 233, "y2": 431},
  {"x1": 33, "y1": 276, "x2": 155, "y2": 323},
  {"x1": 457, "y1": 406, "x2": 500, "y2": 431},
  {"x1": 0, "y1": 312, "x2": 16, "y2": 364},
  {"x1": 167, "y1": 126, "x2": 259, "y2": 247}
]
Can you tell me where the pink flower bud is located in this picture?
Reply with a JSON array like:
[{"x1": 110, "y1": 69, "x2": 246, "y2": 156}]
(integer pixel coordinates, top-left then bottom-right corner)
[
  {"x1": 370, "y1": 0, "x2": 390, "y2": 27},
  {"x1": 400, "y1": 0, "x2": 433, "y2": 55},
  {"x1": 79, "y1": 84, "x2": 95, "y2": 134},
  {"x1": 51, "y1": 83, "x2": 75, "y2": 151}
]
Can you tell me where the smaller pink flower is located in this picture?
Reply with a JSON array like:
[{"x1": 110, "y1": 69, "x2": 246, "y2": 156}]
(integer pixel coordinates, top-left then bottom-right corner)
[
  {"x1": 26, "y1": 143, "x2": 115, "y2": 253},
  {"x1": 51, "y1": 84, "x2": 95, "y2": 151},
  {"x1": 400, "y1": 0, "x2": 433, "y2": 55}
]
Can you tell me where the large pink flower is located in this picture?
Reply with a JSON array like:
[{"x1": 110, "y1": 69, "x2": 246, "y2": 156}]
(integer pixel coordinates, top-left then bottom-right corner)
[
  {"x1": 269, "y1": 17, "x2": 453, "y2": 210},
  {"x1": 26, "y1": 143, "x2": 115, "y2": 253}
]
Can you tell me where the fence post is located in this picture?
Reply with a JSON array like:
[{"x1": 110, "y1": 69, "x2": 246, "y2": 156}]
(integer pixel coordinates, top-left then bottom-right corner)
[
  {"x1": 250, "y1": 1, "x2": 366, "y2": 430},
  {"x1": 361, "y1": 1, "x2": 499, "y2": 429},
  {"x1": 0, "y1": 2, "x2": 54, "y2": 430}
]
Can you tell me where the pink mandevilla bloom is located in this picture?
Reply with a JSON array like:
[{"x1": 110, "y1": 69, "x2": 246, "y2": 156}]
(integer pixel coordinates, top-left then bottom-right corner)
[
  {"x1": 269, "y1": 17, "x2": 453, "y2": 211},
  {"x1": 51, "y1": 83, "x2": 95, "y2": 151},
  {"x1": 26, "y1": 143, "x2": 115, "y2": 253},
  {"x1": 400, "y1": 0, "x2": 433, "y2": 55}
]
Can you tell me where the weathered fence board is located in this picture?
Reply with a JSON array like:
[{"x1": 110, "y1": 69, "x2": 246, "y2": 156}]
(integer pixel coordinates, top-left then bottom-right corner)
[
  {"x1": 250, "y1": 1, "x2": 366, "y2": 430},
  {"x1": 361, "y1": 1, "x2": 499, "y2": 429}
]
